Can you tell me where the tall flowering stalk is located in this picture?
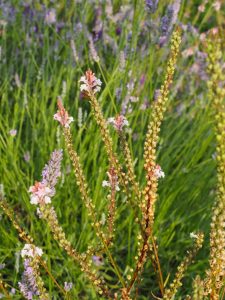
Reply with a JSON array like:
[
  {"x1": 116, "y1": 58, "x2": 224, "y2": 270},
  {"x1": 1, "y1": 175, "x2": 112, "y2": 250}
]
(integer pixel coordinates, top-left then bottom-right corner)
[
  {"x1": 54, "y1": 100, "x2": 108, "y2": 243},
  {"x1": 125, "y1": 28, "x2": 182, "y2": 297},
  {"x1": 18, "y1": 244, "x2": 49, "y2": 300},
  {"x1": 54, "y1": 100, "x2": 127, "y2": 292},
  {"x1": 79, "y1": 70, "x2": 127, "y2": 191},
  {"x1": 102, "y1": 167, "x2": 119, "y2": 245},
  {"x1": 163, "y1": 233, "x2": 204, "y2": 299},
  {"x1": 29, "y1": 150, "x2": 109, "y2": 297},
  {"x1": 204, "y1": 36, "x2": 225, "y2": 299},
  {"x1": 108, "y1": 115, "x2": 141, "y2": 199}
]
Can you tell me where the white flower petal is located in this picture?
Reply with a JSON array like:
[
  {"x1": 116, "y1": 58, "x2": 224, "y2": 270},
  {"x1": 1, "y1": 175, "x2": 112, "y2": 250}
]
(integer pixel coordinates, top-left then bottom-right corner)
[
  {"x1": 30, "y1": 195, "x2": 39, "y2": 205},
  {"x1": 44, "y1": 196, "x2": 51, "y2": 204},
  {"x1": 102, "y1": 180, "x2": 110, "y2": 187}
]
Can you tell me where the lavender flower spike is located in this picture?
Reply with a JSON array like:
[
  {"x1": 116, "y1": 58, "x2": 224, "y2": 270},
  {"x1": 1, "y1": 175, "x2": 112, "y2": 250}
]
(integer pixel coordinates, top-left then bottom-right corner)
[
  {"x1": 145, "y1": 0, "x2": 158, "y2": 14},
  {"x1": 41, "y1": 149, "x2": 63, "y2": 196},
  {"x1": 18, "y1": 259, "x2": 40, "y2": 299}
]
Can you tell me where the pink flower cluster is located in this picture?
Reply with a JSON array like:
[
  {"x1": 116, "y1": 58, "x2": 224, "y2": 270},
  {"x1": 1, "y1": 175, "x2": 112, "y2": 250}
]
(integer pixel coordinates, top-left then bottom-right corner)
[
  {"x1": 154, "y1": 165, "x2": 165, "y2": 179},
  {"x1": 80, "y1": 69, "x2": 102, "y2": 96},
  {"x1": 29, "y1": 182, "x2": 53, "y2": 205},
  {"x1": 29, "y1": 149, "x2": 63, "y2": 206},
  {"x1": 108, "y1": 115, "x2": 129, "y2": 132},
  {"x1": 54, "y1": 99, "x2": 74, "y2": 128}
]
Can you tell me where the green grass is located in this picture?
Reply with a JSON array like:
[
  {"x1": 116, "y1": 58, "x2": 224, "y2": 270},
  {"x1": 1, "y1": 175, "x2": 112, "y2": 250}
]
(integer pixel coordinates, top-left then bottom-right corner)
[{"x1": 0, "y1": 0, "x2": 224, "y2": 299}]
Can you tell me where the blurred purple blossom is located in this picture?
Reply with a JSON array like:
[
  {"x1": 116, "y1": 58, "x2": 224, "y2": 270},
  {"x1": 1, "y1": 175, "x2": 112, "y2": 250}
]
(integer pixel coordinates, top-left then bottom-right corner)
[
  {"x1": 18, "y1": 258, "x2": 39, "y2": 299},
  {"x1": 92, "y1": 255, "x2": 104, "y2": 266},
  {"x1": 140, "y1": 74, "x2": 146, "y2": 86},
  {"x1": 41, "y1": 149, "x2": 63, "y2": 195},
  {"x1": 9, "y1": 129, "x2": 17, "y2": 137},
  {"x1": 24, "y1": 151, "x2": 31, "y2": 163},
  {"x1": 45, "y1": 9, "x2": 56, "y2": 25},
  {"x1": 160, "y1": 0, "x2": 181, "y2": 43},
  {"x1": 64, "y1": 282, "x2": 73, "y2": 292},
  {"x1": 160, "y1": 6, "x2": 174, "y2": 36},
  {"x1": 145, "y1": 0, "x2": 159, "y2": 14}
]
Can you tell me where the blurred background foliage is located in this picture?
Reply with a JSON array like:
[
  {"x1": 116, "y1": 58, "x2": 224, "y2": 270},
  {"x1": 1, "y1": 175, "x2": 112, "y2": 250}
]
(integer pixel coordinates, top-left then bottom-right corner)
[{"x1": 0, "y1": 0, "x2": 224, "y2": 298}]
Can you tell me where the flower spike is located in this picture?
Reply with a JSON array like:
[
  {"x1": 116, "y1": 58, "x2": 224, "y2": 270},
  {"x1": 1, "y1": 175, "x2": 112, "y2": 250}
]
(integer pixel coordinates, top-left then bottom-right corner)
[{"x1": 54, "y1": 98, "x2": 74, "y2": 128}]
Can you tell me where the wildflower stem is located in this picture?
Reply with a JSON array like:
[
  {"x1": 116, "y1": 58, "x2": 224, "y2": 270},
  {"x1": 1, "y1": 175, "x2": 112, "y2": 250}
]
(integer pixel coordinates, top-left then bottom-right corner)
[
  {"x1": 119, "y1": 131, "x2": 141, "y2": 199},
  {"x1": 40, "y1": 260, "x2": 67, "y2": 297},
  {"x1": 63, "y1": 127, "x2": 107, "y2": 241},
  {"x1": 106, "y1": 184, "x2": 116, "y2": 245},
  {"x1": 126, "y1": 28, "x2": 181, "y2": 296},
  {"x1": 163, "y1": 233, "x2": 204, "y2": 299},
  {"x1": 150, "y1": 233, "x2": 164, "y2": 296},
  {"x1": 204, "y1": 35, "x2": 225, "y2": 298},
  {"x1": 102, "y1": 239, "x2": 126, "y2": 288}
]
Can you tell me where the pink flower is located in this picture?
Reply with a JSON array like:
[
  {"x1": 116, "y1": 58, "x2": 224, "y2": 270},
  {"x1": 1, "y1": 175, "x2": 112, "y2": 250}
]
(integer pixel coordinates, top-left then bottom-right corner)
[
  {"x1": 9, "y1": 129, "x2": 17, "y2": 137},
  {"x1": 79, "y1": 70, "x2": 102, "y2": 96},
  {"x1": 29, "y1": 181, "x2": 53, "y2": 205},
  {"x1": 210, "y1": 27, "x2": 219, "y2": 35},
  {"x1": 108, "y1": 115, "x2": 129, "y2": 132},
  {"x1": 154, "y1": 165, "x2": 165, "y2": 179},
  {"x1": 54, "y1": 99, "x2": 74, "y2": 128},
  {"x1": 198, "y1": 4, "x2": 205, "y2": 12},
  {"x1": 212, "y1": 1, "x2": 221, "y2": 11}
]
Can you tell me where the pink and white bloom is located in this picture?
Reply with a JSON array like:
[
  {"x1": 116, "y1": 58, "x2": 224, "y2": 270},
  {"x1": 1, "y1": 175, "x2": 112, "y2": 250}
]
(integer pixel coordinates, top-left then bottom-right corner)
[
  {"x1": 108, "y1": 115, "x2": 129, "y2": 132},
  {"x1": 29, "y1": 181, "x2": 53, "y2": 205},
  {"x1": 21, "y1": 244, "x2": 43, "y2": 258},
  {"x1": 154, "y1": 165, "x2": 165, "y2": 179},
  {"x1": 198, "y1": 4, "x2": 205, "y2": 12},
  {"x1": 79, "y1": 70, "x2": 102, "y2": 95},
  {"x1": 54, "y1": 99, "x2": 74, "y2": 128},
  {"x1": 9, "y1": 129, "x2": 17, "y2": 137},
  {"x1": 102, "y1": 168, "x2": 120, "y2": 191},
  {"x1": 45, "y1": 9, "x2": 56, "y2": 24},
  {"x1": 212, "y1": 1, "x2": 221, "y2": 11}
]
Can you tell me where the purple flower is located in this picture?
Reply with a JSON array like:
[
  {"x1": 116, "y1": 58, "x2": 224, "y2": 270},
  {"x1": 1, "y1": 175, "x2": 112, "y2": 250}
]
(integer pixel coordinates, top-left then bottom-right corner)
[
  {"x1": 160, "y1": 7, "x2": 173, "y2": 36},
  {"x1": 64, "y1": 282, "x2": 73, "y2": 292},
  {"x1": 160, "y1": 1, "x2": 181, "y2": 37},
  {"x1": 145, "y1": 0, "x2": 158, "y2": 14},
  {"x1": 45, "y1": 9, "x2": 56, "y2": 25},
  {"x1": 140, "y1": 74, "x2": 146, "y2": 85},
  {"x1": 24, "y1": 151, "x2": 31, "y2": 162},
  {"x1": 9, "y1": 129, "x2": 17, "y2": 137},
  {"x1": 116, "y1": 27, "x2": 122, "y2": 35},
  {"x1": 41, "y1": 149, "x2": 63, "y2": 196},
  {"x1": 92, "y1": 255, "x2": 104, "y2": 266},
  {"x1": 18, "y1": 258, "x2": 40, "y2": 299}
]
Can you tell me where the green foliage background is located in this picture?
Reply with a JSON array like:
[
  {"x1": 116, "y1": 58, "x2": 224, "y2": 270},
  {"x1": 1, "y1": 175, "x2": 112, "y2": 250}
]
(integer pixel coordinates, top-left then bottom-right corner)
[{"x1": 0, "y1": 0, "x2": 224, "y2": 299}]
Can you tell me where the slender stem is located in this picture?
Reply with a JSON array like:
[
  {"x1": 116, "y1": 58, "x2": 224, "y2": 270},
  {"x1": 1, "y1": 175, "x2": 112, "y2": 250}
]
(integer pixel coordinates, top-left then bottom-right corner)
[
  {"x1": 150, "y1": 234, "x2": 164, "y2": 296},
  {"x1": 102, "y1": 239, "x2": 126, "y2": 288},
  {"x1": 40, "y1": 260, "x2": 67, "y2": 297}
]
